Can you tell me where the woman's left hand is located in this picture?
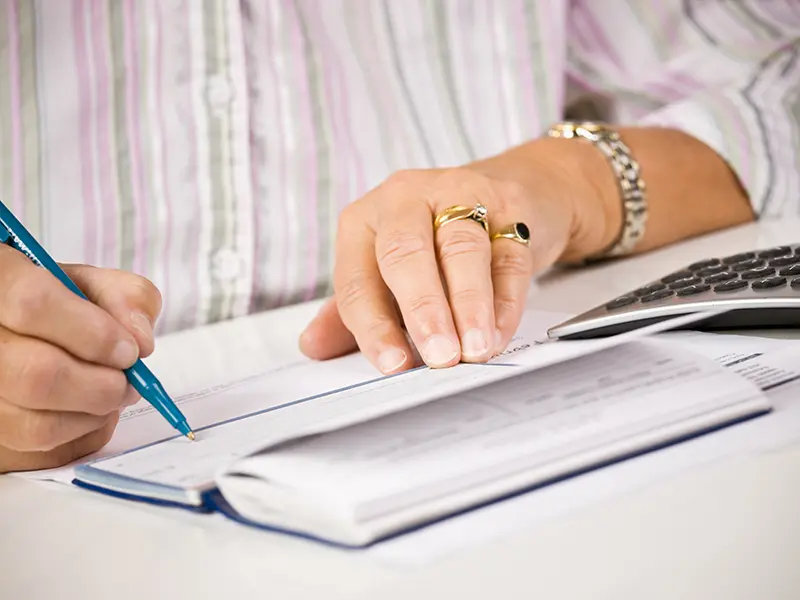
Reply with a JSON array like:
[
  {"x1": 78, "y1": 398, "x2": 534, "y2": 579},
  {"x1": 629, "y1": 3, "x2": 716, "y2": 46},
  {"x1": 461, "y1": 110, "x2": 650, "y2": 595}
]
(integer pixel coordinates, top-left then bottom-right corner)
[{"x1": 299, "y1": 139, "x2": 616, "y2": 374}]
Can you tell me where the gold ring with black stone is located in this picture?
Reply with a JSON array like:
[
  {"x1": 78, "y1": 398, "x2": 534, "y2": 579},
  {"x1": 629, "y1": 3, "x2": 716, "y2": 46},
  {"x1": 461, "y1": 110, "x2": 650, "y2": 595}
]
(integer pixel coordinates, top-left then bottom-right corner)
[
  {"x1": 490, "y1": 222, "x2": 531, "y2": 247},
  {"x1": 433, "y1": 203, "x2": 489, "y2": 234}
]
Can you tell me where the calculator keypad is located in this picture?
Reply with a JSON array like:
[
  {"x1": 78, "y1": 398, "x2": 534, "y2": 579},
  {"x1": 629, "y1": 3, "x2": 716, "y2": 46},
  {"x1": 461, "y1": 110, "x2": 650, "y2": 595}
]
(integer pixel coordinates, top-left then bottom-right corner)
[
  {"x1": 705, "y1": 271, "x2": 737, "y2": 283},
  {"x1": 780, "y1": 263, "x2": 800, "y2": 277},
  {"x1": 751, "y1": 276, "x2": 786, "y2": 290},
  {"x1": 758, "y1": 246, "x2": 792, "y2": 258},
  {"x1": 603, "y1": 243, "x2": 800, "y2": 312},
  {"x1": 641, "y1": 289, "x2": 675, "y2": 303},
  {"x1": 722, "y1": 252, "x2": 755, "y2": 264},
  {"x1": 740, "y1": 266, "x2": 775, "y2": 280},
  {"x1": 769, "y1": 255, "x2": 800, "y2": 267},
  {"x1": 661, "y1": 270, "x2": 693, "y2": 284},
  {"x1": 732, "y1": 259, "x2": 765, "y2": 271},
  {"x1": 714, "y1": 279, "x2": 749, "y2": 292},
  {"x1": 676, "y1": 283, "x2": 711, "y2": 296}
]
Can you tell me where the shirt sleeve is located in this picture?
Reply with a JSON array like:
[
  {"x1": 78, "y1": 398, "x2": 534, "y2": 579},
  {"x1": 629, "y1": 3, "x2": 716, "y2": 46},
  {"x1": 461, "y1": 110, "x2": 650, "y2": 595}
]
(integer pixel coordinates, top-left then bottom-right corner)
[{"x1": 566, "y1": 1, "x2": 800, "y2": 219}]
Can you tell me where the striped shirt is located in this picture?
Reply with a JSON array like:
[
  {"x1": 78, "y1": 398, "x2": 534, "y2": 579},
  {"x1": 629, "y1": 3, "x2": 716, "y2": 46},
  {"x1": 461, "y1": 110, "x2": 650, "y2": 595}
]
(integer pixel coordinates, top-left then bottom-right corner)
[{"x1": 1, "y1": 0, "x2": 799, "y2": 334}]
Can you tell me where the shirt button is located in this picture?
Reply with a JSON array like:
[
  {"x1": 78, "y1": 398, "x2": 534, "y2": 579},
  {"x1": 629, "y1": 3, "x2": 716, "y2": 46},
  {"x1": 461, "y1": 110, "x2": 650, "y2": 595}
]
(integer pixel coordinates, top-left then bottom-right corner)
[
  {"x1": 212, "y1": 248, "x2": 242, "y2": 281},
  {"x1": 206, "y1": 75, "x2": 234, "y2": 109}
]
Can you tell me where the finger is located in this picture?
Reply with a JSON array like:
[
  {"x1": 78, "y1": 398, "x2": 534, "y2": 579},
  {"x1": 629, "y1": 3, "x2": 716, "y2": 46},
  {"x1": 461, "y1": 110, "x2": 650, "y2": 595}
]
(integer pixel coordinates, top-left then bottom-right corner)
[
  {"x1": 0, "y1": 326, "x2": 130, "y2": 415},
  {"x1": 373, "y1": 179, "x2": 460, "y2": 368},
  {"x1": 431, "y1": 194, "x2": 495, "y2": 363},
  {"x1": 299, "y1": 297, "x2": 358, "y2": 360},
  {"x1": 0, "y1": 399, "x2": 113, "y2": 453},
  {"x1": 0, "y1": 412, "x2": 118, "y2": 473},
  {"x1": 62, "y1": 264, "x2": 162, "y2": 357},
  {"x1": 0, "y1": 246, "x2": 140, "y2": 369},
  {"x1": 489, "y1": 183, "x2": 546, "y2": 353},
  {"x1": 331, "y1": 202, "x2": 415, "y2": 374},
  {"x1": 490, "y1": 235, "x2": 535, "y2": 353}
]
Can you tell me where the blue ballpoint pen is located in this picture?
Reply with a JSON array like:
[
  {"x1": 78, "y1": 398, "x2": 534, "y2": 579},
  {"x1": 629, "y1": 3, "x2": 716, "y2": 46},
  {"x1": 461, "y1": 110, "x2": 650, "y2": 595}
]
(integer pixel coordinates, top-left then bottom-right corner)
[{"x1": 0, "y1": 199, "x2": 195, "y2": 441}]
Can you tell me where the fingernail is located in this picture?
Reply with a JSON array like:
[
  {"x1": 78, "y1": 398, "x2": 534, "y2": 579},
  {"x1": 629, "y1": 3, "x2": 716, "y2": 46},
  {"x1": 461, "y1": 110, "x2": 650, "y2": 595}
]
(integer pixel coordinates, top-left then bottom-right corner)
[
  {"x1": 112, "y1": 338, "x2": 139, "y2": 367},
  {"x1": 494, "y1": 328, "x2": 505, "y2": 354},
  {"x1": 377, "y1": 347, "x2": 407, "y2": 374},
  {"x1": 130, "y1": 311, "x2": 154, "y2": 340},
  {"x1": 421, "y1": 334, "x2": 458, "y2": 367},
  {"x1": 461, "y1": 328, "x2": 489, "y2": 359}
]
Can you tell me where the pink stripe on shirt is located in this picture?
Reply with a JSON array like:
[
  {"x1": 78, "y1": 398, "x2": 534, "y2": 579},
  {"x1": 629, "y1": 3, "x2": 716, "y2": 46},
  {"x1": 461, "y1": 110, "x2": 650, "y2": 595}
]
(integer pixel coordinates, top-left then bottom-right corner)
[{"x1": 7, "y1": 0, "x2": 24, "y2": 216}]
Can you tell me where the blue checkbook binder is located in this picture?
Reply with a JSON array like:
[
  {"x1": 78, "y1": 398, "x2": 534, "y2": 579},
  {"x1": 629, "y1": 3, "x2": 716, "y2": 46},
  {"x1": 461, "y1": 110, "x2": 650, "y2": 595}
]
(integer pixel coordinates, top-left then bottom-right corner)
[{"x1": 71, "y1": 338, "x2": 771, "y2": 548}]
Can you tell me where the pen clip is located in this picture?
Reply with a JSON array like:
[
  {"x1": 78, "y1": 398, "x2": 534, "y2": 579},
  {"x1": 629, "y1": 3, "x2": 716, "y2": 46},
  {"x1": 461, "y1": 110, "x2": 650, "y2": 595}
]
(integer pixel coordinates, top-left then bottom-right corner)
[{"x1": 0, "y1": 200, "x2": 45, "y2": 267}]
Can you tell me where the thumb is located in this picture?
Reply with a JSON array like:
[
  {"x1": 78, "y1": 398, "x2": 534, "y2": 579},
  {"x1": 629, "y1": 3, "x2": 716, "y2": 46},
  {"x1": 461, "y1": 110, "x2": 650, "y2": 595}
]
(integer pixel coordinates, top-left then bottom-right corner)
[
  {"x1": 62, "y1": 264, "x2": 163, "y2": 358},
  {"x1": 299, "y1": 297, "x2": 358, "y2": 360}
]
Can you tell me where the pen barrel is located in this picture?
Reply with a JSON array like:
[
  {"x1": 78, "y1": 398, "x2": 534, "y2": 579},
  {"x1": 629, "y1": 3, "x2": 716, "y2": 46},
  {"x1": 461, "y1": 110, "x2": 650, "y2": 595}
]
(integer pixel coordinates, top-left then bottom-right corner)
[{"x1": 125, "y1": 360, "x2": 187, "y2": 428}]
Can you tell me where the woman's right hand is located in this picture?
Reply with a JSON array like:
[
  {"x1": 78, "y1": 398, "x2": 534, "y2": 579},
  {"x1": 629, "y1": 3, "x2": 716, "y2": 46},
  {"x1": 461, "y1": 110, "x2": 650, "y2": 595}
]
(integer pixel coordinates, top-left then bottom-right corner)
[{"x1": 0, "y1": 246, "x2": 162, "y2": 473}]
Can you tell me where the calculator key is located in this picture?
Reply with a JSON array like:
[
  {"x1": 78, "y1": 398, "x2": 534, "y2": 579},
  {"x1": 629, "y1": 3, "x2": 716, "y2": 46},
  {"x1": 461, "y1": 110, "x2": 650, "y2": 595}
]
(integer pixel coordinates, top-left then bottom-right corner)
[
  {"x1": 704, "y1": 271, "x2": 738, "y2": 283},
  {"x1": 605, "y1": 296, "x2": 638, "y2": 310},
  {"x1": 633, "y1": 283, "x2": 667, "y2": 296},
  {"x1": 740, "y1": 266, "x2": 775, "y2": 280},
  {"x1": 688, "y1": 258, "x2": 721, "y2": 271},
  {"x1": 669, "y1": 276, "x2": 702, "y2": 290},
  {"x1": 714, "y1": 279, "x2": 749, "y2": 292},
  {"x1": 696, "y1": 264, "x2": 726, "y2": 277},
  {"x1": 732, "y1": 259, "x2": 765, "y2": 271},
  {"x1": 792, "y1": 277, "x2": 800, "y2": 289},
  {"x1": 757, "y1": 246, "x2": 792, "y2": 259},
  {"x1": 641, "y1": 289, "x2": 675, "y2": 303},
  {"x1": 661, "y1": 270, "x2": 693, "y2": 284},
  {"x1": 722, "y1": 252, "x2": 755, "y2": 265},
  {"x1": 768, "y1": 255, "x2": 800, "y2": 267},
  {"x1": 779, "y1": 263, "x2": 800, "y2": 277},
  {"x1": 676, "y1": 283, "x2": 711, "y2": 297},
  {"x1": 751, "y1": 277, "x2": 787, "y2": 290}
]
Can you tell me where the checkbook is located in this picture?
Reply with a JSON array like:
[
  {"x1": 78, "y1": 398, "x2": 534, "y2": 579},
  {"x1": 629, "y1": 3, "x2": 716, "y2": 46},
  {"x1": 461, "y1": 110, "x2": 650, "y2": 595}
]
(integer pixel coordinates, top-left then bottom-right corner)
[{"x1": 72, "y1": 310, "x2": 771, "y2": 548}]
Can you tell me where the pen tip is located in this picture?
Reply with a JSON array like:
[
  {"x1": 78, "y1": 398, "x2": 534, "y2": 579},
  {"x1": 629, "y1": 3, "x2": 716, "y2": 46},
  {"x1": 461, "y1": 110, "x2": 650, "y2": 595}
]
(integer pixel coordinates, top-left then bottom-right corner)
[{"x1": 187, "y1": 431, "x2": 196, "y2": 441}]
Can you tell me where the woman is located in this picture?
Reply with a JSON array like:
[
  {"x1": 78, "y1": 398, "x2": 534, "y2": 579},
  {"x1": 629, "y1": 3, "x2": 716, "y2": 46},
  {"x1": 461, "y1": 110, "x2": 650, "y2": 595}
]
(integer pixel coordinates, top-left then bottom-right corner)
[{"x1": 0, "y1": 0, "x2": 798, "y2": 471}]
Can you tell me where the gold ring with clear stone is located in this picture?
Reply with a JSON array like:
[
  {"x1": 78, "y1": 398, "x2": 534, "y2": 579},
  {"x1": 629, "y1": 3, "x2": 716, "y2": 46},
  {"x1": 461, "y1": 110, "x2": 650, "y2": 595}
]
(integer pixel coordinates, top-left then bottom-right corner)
[{"x1": 433, "y1": 203, "x2": 489, "y2": 233}]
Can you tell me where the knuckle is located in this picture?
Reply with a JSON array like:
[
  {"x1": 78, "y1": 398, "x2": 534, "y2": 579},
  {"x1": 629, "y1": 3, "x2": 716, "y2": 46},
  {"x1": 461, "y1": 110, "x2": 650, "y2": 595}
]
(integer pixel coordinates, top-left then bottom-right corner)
[
  {"x1": 377, "y1": 229, "x2": 428, "y2": 270},
  {"x1": 336, "y1": 202, "x2": 363, "y2": 235},
  {"x1": 91, "y1": 371, "x2": 128, "y2": 414},
  {"x1": 333, "y1": 269, "x2": 373, "y2": 313},
  {"x1": 494, "y1": 294, "x2": 519, "y2": 320},
  {"x1": 438, "y1": 228, "x2": 488, "y2": 262},
  {"x1": 20, "y1": 410, "x2": 60, "y2": 452},
  {"x1": 383, "y1": 169, "x2": 425, "y2": 188},
  {"x1": 2, "y1": 273, "x2": 52, "y2": 331},
  {"x1": 448, "y1": 287, "x2": 487, "y2": 308},
  {"x1": 90, "y1": 416, "x2": 118, "y2": 451},
  {"x1": 496, "y1": 179, "x2": 527, "y2": 204},
  {"x1": 125, "y1": 274, "x2": 163, "y2": 316},
  {"x1": 488, "y1": 187, "x2": 511, "y2": 215},
  {"x1": 338, "y1": 201, "x2": 358, "y2": 224},
  {"x1": 492, "y1": 249, "x2": 532, "y2": 278},
  {"x1": 78, "y1": 317, "x2": 124, "y2": 360},
  {"x1": 17, "y1": 347, "x2": 64, "y2": 408},
  {"x1": 405, "y1": 292, "x2": 448, "y2": 317},
  {"x1": 433, "y1": 167, "x2": 477, "y2": 188}
]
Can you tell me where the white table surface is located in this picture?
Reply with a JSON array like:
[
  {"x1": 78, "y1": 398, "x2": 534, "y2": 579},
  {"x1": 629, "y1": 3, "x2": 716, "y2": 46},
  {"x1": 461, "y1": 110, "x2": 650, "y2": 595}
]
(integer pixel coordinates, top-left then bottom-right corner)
[{"x1": 2, "y1": 220, "x2": 800, "y2": 600}]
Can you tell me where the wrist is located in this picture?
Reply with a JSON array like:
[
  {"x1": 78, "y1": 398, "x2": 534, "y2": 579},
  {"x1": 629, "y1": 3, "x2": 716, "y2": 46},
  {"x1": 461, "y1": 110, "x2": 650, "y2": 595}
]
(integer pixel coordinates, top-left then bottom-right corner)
[
  {"x1": 545, "y1": 135, "x2": 623, "y2": 263},
  {"x1": 469, "y1": 136, "x2": 622, "y2": 263}
]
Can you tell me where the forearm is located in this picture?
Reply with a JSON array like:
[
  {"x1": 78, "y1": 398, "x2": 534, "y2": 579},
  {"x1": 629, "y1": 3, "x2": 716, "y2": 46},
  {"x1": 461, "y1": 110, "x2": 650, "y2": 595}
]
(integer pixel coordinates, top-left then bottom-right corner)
[{"x1": 578, "y1": 126, "x2": 756, "y2": 257}]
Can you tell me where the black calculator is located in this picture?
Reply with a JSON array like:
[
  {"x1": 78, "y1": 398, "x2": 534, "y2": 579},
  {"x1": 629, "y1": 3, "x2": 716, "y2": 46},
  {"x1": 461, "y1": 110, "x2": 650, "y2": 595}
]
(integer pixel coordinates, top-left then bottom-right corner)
[{"x1": 547, "y1": 243, "x2": 800, "y2": 340}]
